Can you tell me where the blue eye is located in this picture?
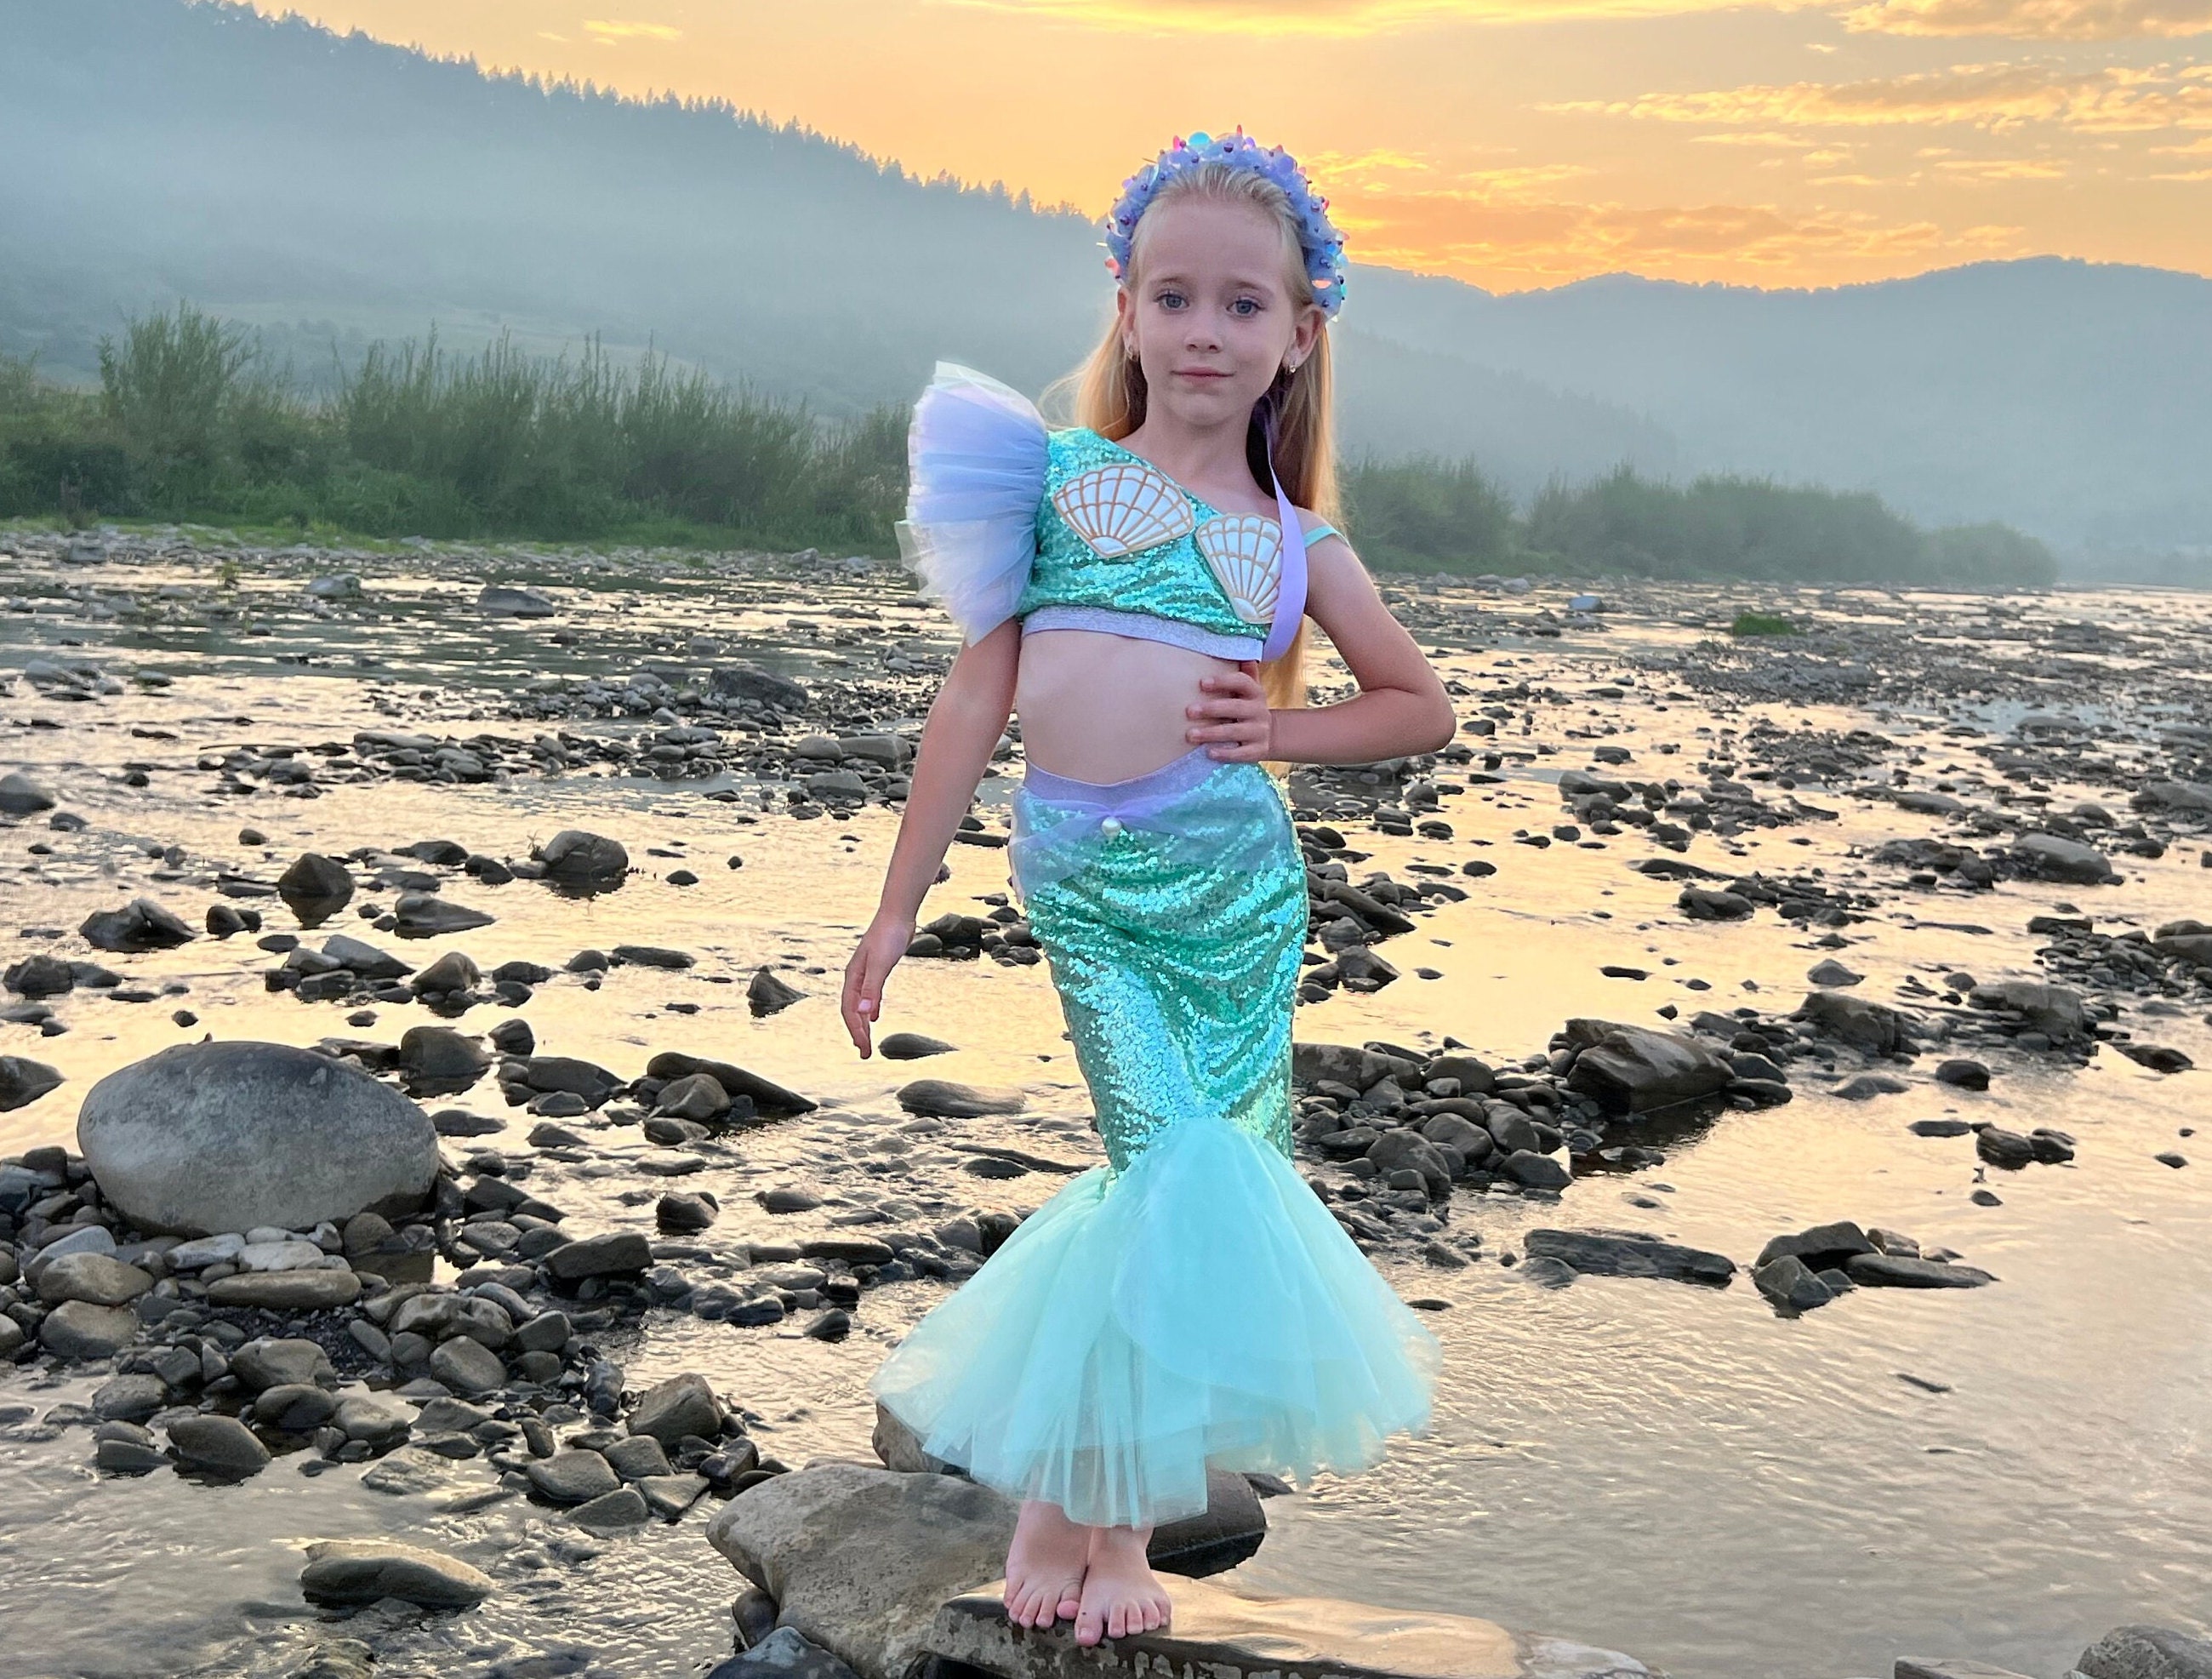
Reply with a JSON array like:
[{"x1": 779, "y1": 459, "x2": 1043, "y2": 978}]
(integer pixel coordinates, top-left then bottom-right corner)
[
  {"x1": 1157, "y1": 291, "x2": 1186, "y2": 310},
  {"x1": 1232, "y1": 298, "x2": 1261, "y2": 317}
]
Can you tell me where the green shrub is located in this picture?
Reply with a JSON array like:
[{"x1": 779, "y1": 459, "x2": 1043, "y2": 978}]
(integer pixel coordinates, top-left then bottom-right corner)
[{"x1": 1730, "y1": 611, "x2": 1800, "y2": 637}]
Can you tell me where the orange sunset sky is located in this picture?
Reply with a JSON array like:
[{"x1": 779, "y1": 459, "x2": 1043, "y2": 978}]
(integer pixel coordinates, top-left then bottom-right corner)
[{"x1": 275, "y1": 0, "x2": 2209, "y2": 291}]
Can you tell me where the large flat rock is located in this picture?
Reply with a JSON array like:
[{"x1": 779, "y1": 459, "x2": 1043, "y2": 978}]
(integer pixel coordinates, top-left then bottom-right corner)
[
  {"x1": 924, "y1": 1574, "x2": 1664, "y2": 1679},
  {"x1": 708, "y1": 1463, "x2": 1016, "y2": 1679}
]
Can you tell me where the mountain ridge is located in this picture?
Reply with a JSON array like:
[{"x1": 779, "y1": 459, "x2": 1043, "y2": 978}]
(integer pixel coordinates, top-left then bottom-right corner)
[{"x1": 3, "y1": 0, "x2": 2206, "y2": 566}]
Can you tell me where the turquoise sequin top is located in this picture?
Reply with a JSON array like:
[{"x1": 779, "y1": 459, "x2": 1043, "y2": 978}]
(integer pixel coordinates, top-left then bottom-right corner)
[
  {"x1": 896, "y1": 365, "x2": 1334, "y2": 654},
  {"x1": 1014, "y1": 429, "x2": 1338, "y2": 661}
]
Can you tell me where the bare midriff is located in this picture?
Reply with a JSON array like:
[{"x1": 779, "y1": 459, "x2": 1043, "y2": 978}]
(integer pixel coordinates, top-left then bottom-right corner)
[{"x1": 1013, "y1": 627, "x2": 1239, "y2": 784}]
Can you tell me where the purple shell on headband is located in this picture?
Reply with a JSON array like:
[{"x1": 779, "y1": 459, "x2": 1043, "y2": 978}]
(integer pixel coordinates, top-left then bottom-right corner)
[{"x1": 1101, "y1": 128, "x2": 1348, "y2": 319}]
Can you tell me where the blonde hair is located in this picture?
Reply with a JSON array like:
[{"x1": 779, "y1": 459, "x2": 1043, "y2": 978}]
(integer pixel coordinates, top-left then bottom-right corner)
[{"x1": 1043, "y1": 161, "x2": 1339, "y2": 720}]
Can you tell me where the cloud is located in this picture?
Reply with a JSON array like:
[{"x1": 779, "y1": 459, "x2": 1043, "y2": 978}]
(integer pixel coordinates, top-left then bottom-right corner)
[
  {"x1": 581, "y1": 19, "x2": 684, "y2": 42},
  {"x1": 1306, "y1": 160, "x2": 2025, "y2": 280},
  {"x1": 1544, "y1": 61, "x2": 2212, "y2": 133},
  {"x1": 932, "y1": 0, "x2": 1823, "y2": 31},
  {"x1": 1842, "y1": 0, "x2": 2212, "y2": 39}
]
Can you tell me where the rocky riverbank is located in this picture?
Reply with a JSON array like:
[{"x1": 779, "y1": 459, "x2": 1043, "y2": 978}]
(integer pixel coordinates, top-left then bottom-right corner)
[{"x1": 1, "y1": 523, "x2": 2208, "y2": 1679}]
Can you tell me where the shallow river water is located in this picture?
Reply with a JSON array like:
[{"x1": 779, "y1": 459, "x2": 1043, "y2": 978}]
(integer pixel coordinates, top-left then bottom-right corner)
[{"x1": 1, "y1": 536, "x2": 2207, "y2": 1679}]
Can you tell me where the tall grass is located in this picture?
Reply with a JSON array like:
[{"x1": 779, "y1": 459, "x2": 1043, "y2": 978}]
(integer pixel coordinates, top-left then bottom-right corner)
[
  {"x1": 1, "y1": 304, "x2": 904, "y2": 548},
  {"x1": 0, "y1": 302, "x2": 2058, "y2": 586}
]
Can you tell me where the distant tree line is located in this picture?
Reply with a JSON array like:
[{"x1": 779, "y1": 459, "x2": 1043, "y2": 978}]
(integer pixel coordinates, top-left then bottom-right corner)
[
  {"x1": 0, "y1": 305, "x2": 904, "y2": 551},
  {"x1": 1343, "y1": 457, "x2": 2056, "y2": 586},
  {"x1": 0, "y1": 305, "x2": 2056, "y2": 587}
]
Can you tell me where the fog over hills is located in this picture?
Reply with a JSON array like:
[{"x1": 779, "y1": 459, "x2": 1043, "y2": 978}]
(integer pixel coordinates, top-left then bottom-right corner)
[{"x1": 4, "y1": 0, "x2": 2207, "y2": 572}]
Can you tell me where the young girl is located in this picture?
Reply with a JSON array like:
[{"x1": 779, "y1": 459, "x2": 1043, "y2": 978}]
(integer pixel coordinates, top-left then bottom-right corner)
[{"x1": 841, "y1": 131, "x2": 1451, "y2": 1648}]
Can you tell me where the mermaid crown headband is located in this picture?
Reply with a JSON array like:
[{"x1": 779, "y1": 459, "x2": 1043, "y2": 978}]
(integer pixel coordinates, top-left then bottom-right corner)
[{"x1": 1103, "y1": 128, "x2": 1348, "y2": 320}]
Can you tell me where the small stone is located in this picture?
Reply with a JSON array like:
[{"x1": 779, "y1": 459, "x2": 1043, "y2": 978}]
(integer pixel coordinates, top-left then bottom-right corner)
[
  {"x1": 36, "y1": 1253, "x2": 154, "y2": 1307},
  {"x1": 544, "y1": 1231, "x2": 653, "y2": 1281},
  {"x1": 79, "y1": 897, "x2": 196, "y2": 953},
  {"x1": 207, "y1": 1271, "x2": 362, "y2": 1311},
  {"x1": 605, "y1": 1434, "x2": 672, "y2": 1480},
  {"x1": 39, "y1": 1300, "x2": 140, "y2": 1360},
  {"x1": 528, "y1": 1448, "x2": 621, "y2": 1504},
  {"x1": 254, "y1": 1384, "x2": 340, "y2": 1432},
  {"x1": 1935, "y1": 1058, "x2": 1991, "y2": 1090},
  {"x1": 231, "y1": 1337, "x2": 337, "y2": 1391},
  {"x1": 514, "y1": 1311, "x2": 572, "y2": 1353},
  {"x1": 895, "y1": 1078, "x2": 1024, "y2": 1118},
  {"x1": 90, "y1": 1373, "x2": 169, "y2": 1424},
  {"x1": 878, "y1": 1032, "x2": 956, "y2": 1059},
  {"x1": 299, "y1": 1539, "x2": 493, "y2": 1608},
  {"x1": 429, "y1": 1337, "x2": 507, "y2": 1396},
  {"x1": 657, "y1": 1191, "x2": 718, "y2": 1232},
  {"x1": 637, "y1": 1472, "x2": 710, "y2": 1520},
  {"x1": 571, "y1": 1484, "x2": 651, "y2": 1533},
  {"x1": 627, "y1": 1373, "x2": 721, "y2": 1448},
  {"x1": 747, "y1": 968, "x2": 805, "y2": 1016},
  {"x1": 169, "y1": 1413, "x2": 271, "y2": 1477}
]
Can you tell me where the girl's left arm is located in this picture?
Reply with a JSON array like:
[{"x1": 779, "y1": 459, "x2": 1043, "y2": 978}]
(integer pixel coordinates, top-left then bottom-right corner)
[{"x1": 1186, "y1": 533, "x2": 1457, "y2": 766}]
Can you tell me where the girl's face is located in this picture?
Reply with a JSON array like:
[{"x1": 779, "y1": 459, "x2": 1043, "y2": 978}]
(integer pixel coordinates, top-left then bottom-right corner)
[{"x1": 1118, "y1": 195, "x2": 1321, "y2": 434}]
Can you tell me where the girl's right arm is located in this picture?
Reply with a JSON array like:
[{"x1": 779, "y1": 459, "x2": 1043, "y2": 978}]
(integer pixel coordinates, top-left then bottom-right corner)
[{"x1": 840, "y1": 618, "x2": 1021, "y2": 1056}]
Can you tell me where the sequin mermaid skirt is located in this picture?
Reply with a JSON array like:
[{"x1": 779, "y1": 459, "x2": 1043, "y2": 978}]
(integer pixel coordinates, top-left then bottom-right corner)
[{"x1": 868, "y1": 749, "x2": 1440, "y2": 1528}]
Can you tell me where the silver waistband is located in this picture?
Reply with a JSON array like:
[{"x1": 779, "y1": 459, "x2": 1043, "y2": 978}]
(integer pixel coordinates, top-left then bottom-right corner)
[{"x1": 1020, "y1": 605, "x2": 1263, "y2": 662}]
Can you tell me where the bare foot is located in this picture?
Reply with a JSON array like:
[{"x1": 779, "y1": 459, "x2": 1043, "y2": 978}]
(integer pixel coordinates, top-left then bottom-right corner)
[
  {"x1": 1003, "y1": 1499, "x2": 1089, "y2": 1630},
  {"x1": 1074, "y1": 1524, "x2": 1172, "y2": 1645}
]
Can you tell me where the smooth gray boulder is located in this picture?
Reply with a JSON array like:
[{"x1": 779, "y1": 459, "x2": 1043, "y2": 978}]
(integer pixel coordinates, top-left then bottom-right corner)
[
  {"x1": 392, "y1": 893, "x2": 495, "y2": 938},
  {"x1": 77, "y1": 1041, "x2": 437, "y2": 1236},
  {"x1": 895, "y1": 1079, "x2": 1024, "y2": 1119},
  {"x1": 1798, "y1": 991, "x2": 1919, "y2": 1054},
  {"x1": 1561, "y1": 1020, "x2": 1731, "y2": 1115},
  {"x1": 35, "y1": 1253, "x2": 153, "y2": 1306},
  {"x1": 479, "y1": 585, "x2": 557, "y2": 618},
  {"x1": 710, "y1": 663, "x2": 808, "y2": 711},
  {"x1": 0, "y1": 1055, "x2": 64, "y2": 1111},
  {"x1": 2076, "y1": 1625, "x2": 2212, "y2": 1679},
  {"x1": 300, "y1": 1539, "x2": 493, "y2": 1608},
  {"x1": 1524, "y1": 1228, "x2": 1735, "y2": 1286},
  {"x1": 0, "y1": 771, "x2": 58, "y2": 814},
  {"x1": 628, "y1": 1372, "x2": 721, "y2": 1448},
  {"x1": 2012, "y1": 831, "x2": 2118, "y2": 884},
  {"x1": 645, "y1": 1052, "x2": 815, "y2": 1116},
  {"x1": 924, "y1": 1574, "x2": 1662, "y2": 1679},
  {"x1": 536, "y1": 830, "x2": 629, "y2": 882},
  {"x1": 278, "y1": 853, "x2": 355, "y2": 911},
  {"x1": 39, "y1": 1300, "x2": 140, "y2": 1359},
  {"x1": 1968, "y1": 979, "x2": 2088, "y2": 1040},
  {"x1": 79, "y1": 897, "x2": 195, "y2": 953},
  {"x1": 169, "y1": 1413, "x2": 271, "y2": 1477}
]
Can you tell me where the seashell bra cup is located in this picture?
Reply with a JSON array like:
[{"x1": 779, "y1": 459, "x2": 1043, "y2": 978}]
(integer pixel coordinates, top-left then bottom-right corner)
[{"x1": 1017, "y1": 429, "x2": 1315, "y2": 659}]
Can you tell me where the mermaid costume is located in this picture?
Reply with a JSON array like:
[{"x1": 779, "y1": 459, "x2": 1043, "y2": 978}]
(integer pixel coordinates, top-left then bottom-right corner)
[{"x1": 867, "y1": 363, "x2": 1440, "y2": 1529}]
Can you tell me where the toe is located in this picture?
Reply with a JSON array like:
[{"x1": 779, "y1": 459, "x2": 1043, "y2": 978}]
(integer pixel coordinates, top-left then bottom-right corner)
[{"x1": 1075, "y1": 1608, "x2": 1103, "y2": 1648}]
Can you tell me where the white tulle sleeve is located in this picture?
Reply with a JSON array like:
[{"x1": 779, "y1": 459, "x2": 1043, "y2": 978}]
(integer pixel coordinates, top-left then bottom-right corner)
[{"x1": 894, "y1": 362, "x2": 1051, "y2": 645}]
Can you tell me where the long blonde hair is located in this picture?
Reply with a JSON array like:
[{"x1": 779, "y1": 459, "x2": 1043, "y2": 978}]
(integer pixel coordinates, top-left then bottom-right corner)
[{"x1": 1043, "y1": 162, "x2": 1340, "y2": 717}]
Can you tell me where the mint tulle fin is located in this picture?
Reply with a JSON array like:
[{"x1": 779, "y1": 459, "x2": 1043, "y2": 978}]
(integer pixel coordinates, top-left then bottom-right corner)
[
  {"x1": 868, "y1": 1116, "x2": 1440, "y2": 1530},
  {"x1": 898, "y1": 362, "x2": 1049, "y2": 645}
]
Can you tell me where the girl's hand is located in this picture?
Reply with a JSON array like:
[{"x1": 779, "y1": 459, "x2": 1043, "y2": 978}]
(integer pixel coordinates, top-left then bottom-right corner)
[
  {"x1": 1187, "y1": 664, "x2": 1274, "y2": 762},
  {"x1": 841, "y1": 912, "x2": 915, "y2": 1058}
]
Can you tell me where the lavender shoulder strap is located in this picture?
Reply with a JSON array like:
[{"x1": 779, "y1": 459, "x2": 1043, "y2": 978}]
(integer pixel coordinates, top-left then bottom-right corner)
[{"x1": 1258, "y1": 404, "x2": 1308, "y2": 663}]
